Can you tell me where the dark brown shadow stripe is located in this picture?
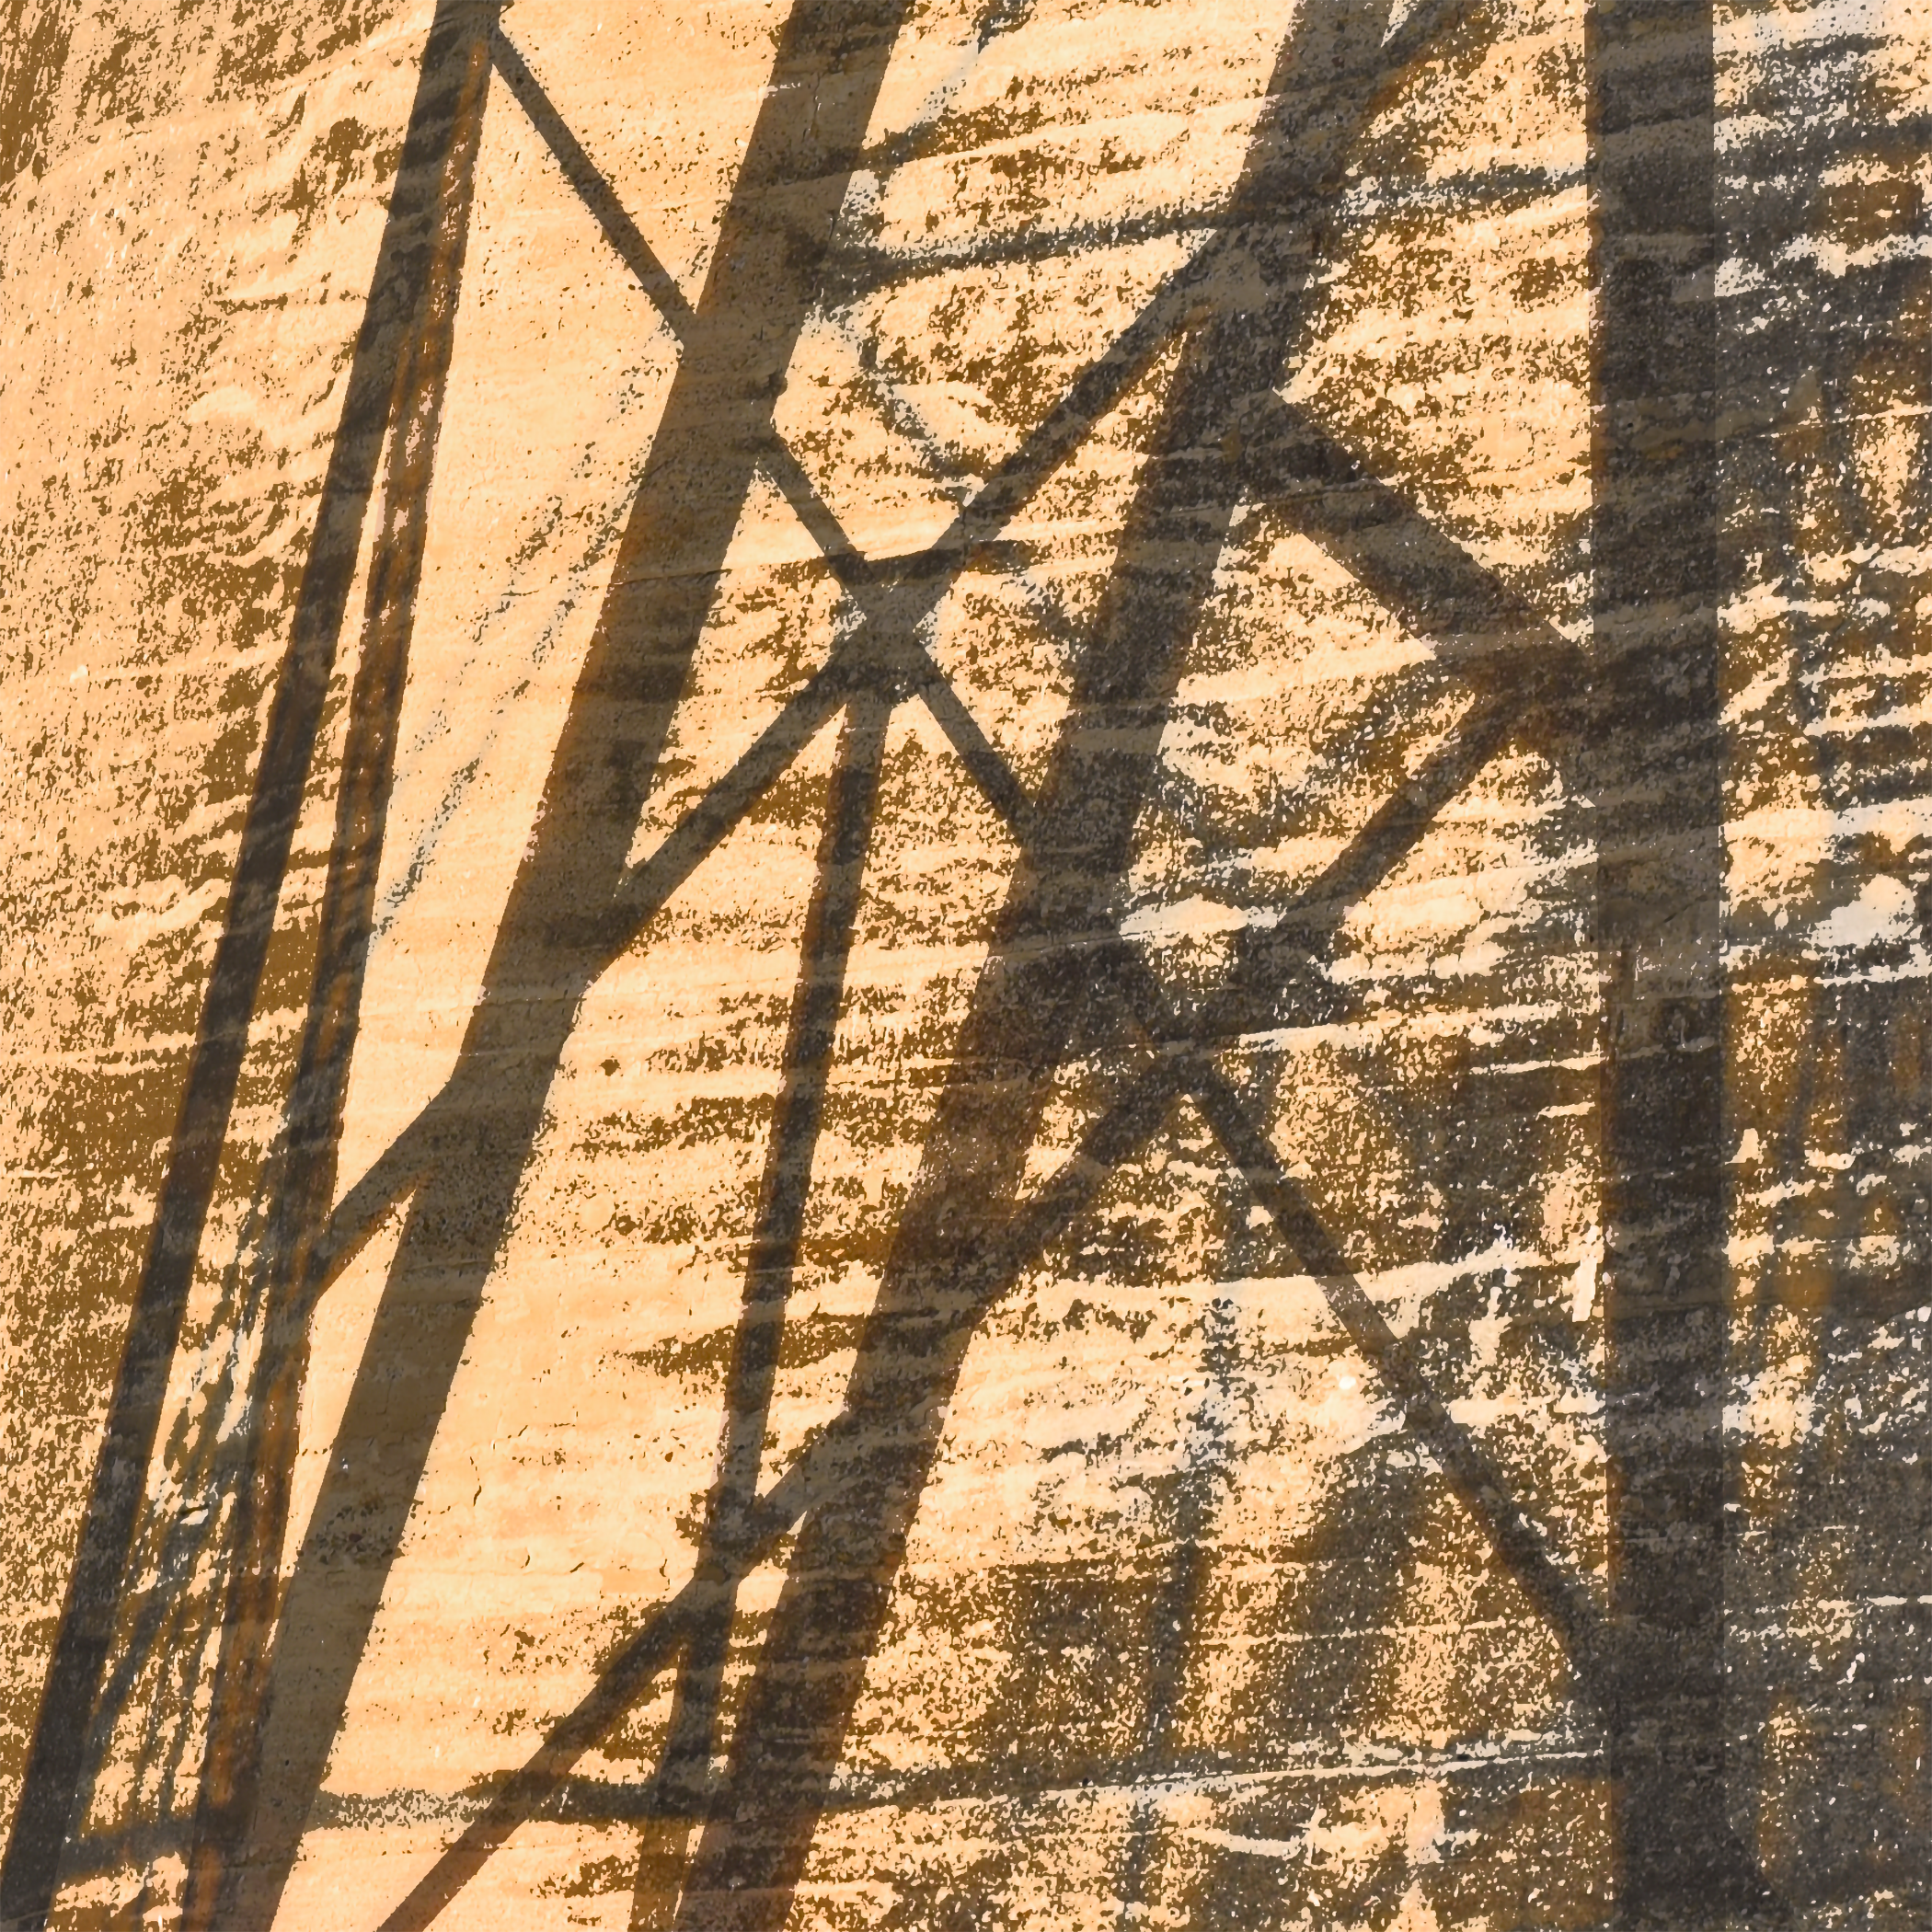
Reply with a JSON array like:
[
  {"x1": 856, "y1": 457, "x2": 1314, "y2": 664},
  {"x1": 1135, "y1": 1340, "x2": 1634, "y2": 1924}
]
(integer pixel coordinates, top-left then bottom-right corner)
[{"x1": 0, "y1": 7, "x2": 507, "y2": 1926}]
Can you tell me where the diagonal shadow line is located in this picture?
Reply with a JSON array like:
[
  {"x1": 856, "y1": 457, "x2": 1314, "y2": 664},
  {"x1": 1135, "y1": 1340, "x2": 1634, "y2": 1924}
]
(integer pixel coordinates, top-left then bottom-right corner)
[
  {"x1": 864, "y1": 233, "x2": 1587, "y2": 1006},
  {"x1": 822, "y1": 208, "x2": 1225, "y2": 310},
  {"x1": 851, "y1": 0, "x2": 1038, "y2": 181},
  {"x1": 490, "y1": 24, "x2": 699, "y2": 339},
  {"x1": 1176, "y1": 1054, "x2": 1612, "y2": 1688},
  {"x1": 210, "y1": 2, "x2": 924, "y2": 1924},
  {"x1": 910, "y1": 665, "x2": 1037, "y2": 838},
  {"x1": 1097, "y1": 393, "x2": 1589, "y2": 1057},
  {"x1": 1176, "y1": 686, "x2": 1532, "y2": 1046},
  {"x1": 604, "y1": 656, "x2": 861, "y2": 933},
  {"x1": 868, "y1": 269, "x2": 1585, "y2": 979},
  {"x1": 817, "y1": 308, "x2": 1095, "y2": 655},
  {"x1": 179, "y1": 28, "x2": 500, "y2": 1929},
  {"x1": 1026, "y1": 453, "x2": 1607, "y2": 1696},
  {"x1": 373, "y1": 1055, "x2": 1185, "y2": 1932},
  {"x1": 491, "y1": 21, "x2": 869, "y2": 586},
  {"x1": 307, "y1": 1106, "x2": 437, "y2": 1299},
  {"x1": 646, "y1": 690, "x2": 892, "y2": 1869},
  {"x1": 826, "y1": 308, "x2": 974, "y2": 489},
  {"x1": 753, "y1": 440, "x2": 865, "y2": 578},
  {"x1": 1241, "y1": 394, "x2": 1582, "y2": 684},
  {"x1": 0, "y1": 6, "x2": 510, "y2": 1926},
  {"x1": 309, "y1": 626, "x2": 952, "y2": 1360},
  {"x1": 300, "y1": 642, "x2": 1004, "y2": 1342}
]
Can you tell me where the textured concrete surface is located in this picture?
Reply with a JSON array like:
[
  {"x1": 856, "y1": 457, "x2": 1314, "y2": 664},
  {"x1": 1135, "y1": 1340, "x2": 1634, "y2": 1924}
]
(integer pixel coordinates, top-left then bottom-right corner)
[{"x1": 1, "y1": 0, "x2": 1930, "y2": 1926}]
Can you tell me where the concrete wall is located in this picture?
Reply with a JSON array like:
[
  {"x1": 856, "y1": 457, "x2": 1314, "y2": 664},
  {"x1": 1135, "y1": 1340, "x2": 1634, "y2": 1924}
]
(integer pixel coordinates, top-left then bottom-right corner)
[{"x1": 2, "y1": 0, "x2": 1930, "y2": 1926}]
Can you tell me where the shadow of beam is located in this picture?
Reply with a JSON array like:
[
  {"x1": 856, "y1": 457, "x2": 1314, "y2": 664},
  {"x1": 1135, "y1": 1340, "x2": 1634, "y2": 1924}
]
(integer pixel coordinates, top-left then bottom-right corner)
[
  {"x1": 0, "y1": 6, "x2": 508, "y2": 1926},
  {"x1": 1589, "y1": 0, "x2": 1773, "y2": 1914},
  {"x1": 193, "y1": 3, "x2": 920, "y2": 1926}
]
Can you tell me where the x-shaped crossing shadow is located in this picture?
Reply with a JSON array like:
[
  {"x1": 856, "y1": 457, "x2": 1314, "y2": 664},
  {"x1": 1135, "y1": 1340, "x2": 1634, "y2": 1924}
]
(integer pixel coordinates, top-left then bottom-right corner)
[{"x1": 355, "y1": 7, "x2": 1610, "y2": 1929}]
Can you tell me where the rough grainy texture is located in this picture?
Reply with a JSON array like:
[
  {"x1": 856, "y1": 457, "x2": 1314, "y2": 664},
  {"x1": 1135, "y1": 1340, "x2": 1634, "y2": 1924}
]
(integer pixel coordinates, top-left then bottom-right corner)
[{"x1": 2, "y1": 0, "x2": 1930, "y2": 1925}]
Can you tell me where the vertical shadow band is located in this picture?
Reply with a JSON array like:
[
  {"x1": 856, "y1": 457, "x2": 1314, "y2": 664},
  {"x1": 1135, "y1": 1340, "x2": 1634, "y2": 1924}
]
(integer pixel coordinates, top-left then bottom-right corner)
[
  {"x1": 0, "y1": 6, "x2": 504, "y2": 1926},
  {"x1": 1587, "y1": 0, "x2": 1766, "y2": 1916}
]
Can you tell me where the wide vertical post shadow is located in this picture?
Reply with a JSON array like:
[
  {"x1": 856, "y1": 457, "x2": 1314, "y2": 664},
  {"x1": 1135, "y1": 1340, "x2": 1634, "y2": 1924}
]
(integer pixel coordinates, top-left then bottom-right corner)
[{"x1": 1588, "y1": 0, "x2": 1761, "y2": 1915}]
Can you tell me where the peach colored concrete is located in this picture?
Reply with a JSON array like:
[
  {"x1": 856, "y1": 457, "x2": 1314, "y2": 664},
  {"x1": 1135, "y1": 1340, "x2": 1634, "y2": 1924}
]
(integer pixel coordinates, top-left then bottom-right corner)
[{"x1": 3, "y1": 0, "x2": 1930, "y2": 1926}]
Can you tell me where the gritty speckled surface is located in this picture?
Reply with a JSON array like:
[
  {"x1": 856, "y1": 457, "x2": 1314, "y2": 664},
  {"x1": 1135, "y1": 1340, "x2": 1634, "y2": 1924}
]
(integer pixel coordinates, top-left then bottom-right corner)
[{"x1": 2, "y1": 0, "x2": 1929, "y2": 1925}]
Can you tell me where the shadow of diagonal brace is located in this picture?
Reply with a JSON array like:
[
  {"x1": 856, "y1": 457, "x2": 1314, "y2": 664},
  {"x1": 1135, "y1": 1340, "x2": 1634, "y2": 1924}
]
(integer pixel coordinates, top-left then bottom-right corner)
[
  {"x1": 367, "y1": 456, "x2": 1604, "y2": 1932},
  {"x1": 489, "y1": 25, "x2": 864, "y2": 576}
]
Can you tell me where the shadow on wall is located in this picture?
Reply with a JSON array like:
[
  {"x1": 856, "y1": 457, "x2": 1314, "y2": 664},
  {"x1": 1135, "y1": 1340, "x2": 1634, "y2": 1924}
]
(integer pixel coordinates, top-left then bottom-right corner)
[{"x1": 6, "y1": 0, "x2": 1932, "y2": 1925}]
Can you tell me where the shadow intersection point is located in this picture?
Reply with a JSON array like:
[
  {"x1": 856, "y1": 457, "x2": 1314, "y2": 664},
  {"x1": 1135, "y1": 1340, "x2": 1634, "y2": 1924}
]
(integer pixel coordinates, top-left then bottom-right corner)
[{"x1": 0, "y1": 0, "x2": 1769, "y2": 1923}]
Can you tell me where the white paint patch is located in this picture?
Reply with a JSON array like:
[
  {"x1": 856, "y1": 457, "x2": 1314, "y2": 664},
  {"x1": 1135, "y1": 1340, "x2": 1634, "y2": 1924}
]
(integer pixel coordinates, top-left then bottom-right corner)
[
  {"x1": 1570, "y1": 1223, "x2": 1602, "y2": 1323},
  {"x1": 1811, "y1": 875, "x2": 1916, "y2": 951}
]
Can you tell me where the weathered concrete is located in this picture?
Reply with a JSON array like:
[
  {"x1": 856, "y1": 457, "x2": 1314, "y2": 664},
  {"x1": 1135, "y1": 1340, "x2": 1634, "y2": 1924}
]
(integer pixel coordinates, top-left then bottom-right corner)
[{"x1": 2, "y1": 0, "x2": 1929, "y2": 1925}]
